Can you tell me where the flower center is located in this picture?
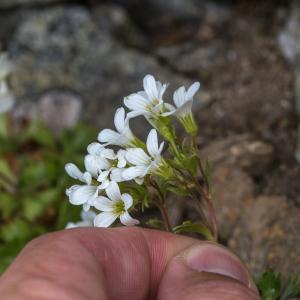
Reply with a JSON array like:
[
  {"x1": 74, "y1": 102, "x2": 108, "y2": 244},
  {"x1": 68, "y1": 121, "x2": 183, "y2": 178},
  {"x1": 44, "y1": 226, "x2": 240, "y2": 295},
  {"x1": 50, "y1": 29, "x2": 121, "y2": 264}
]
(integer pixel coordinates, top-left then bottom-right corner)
[{"x1": 113, "y1": 200, "x2": 125, "y2": 215}]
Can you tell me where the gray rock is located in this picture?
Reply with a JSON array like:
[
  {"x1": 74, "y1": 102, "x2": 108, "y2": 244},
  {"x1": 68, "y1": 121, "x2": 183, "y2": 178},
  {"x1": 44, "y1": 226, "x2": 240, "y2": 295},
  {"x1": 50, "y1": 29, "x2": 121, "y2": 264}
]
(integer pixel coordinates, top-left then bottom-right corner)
[
  {"x1": 278, "y1": 1, "x2": 300, "y2": 65},
  {"x1": 156, "y1": 40, "x2": 226, "y2": 76},
  {"x1": 278, "y1": 0, "x2": 300, "y2": 163},
  {"x1": 7, "y1": 5, "x2": 187, "y2": 133},
  {"x1": 35, "y1": 90, "x2": 82, "y2": 134},
  {"x1": 11, "y1": 90, "x2": 82, "y2": 134},
  {"x1": 110, "y1": 0, "x2": 231, "y2": 32},
  {"x1": 0, "y1": 0, "x2": 59, "y2": 8},
  {"x1": 91, "y1": 4, "x2": 148, "y2": 49}
]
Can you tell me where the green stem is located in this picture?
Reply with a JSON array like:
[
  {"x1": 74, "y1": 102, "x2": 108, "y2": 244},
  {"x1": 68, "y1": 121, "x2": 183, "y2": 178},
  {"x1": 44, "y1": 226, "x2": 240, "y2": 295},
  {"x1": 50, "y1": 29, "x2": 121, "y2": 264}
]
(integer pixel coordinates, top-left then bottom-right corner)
[{"x1": 149, "y1": 178, "x2": 172, "y2": 232}]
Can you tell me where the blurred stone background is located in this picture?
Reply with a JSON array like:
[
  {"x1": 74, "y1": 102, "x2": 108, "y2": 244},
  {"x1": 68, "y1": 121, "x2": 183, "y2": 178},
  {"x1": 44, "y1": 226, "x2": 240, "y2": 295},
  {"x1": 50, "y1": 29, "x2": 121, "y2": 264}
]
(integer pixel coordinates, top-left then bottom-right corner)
[{"x1": 0, "y1": 0, "x2": 300, "y2": 279}]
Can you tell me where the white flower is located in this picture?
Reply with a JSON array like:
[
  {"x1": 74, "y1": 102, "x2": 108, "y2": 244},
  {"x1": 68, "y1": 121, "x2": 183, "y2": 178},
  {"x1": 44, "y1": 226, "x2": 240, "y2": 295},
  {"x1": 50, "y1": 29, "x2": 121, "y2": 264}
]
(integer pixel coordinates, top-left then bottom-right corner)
[
  {"x1": 0, "y1": 54, "x2": 14, "y2": 114},
  {"x1": 85, "y1": 148, "x2": 128, "y2": 188},
  {"x1": 0, "y1": 81, "x2": 14, "y2": 114},
  {"x1": 0, "y1": 54, "x2": 13, "y2": 81},
  {"x1": 122, "y1": 129, "x2": 164, "y2": 184},
  {"x1": 98, "y1": 107, "x2": 135, "y2": 146},
  {"x1": 124, "y1": 74, "x2": 168, "y2": 119},
  {"x1": 66, "y1": 184, "x2": 98, "y2": 211},
  {"x1": 164, "y1": 81, "x2": 200, "y2": 118},
  {"x1": 93, "y1": 181, "x2": 139, "y2": 227},
  {"x1": 65, "y1": 163, "x2": 98, "y2": 211},
  {"x1": 66, "y1": 210, "x2": 96, "y2": 229},
  {"x1": 65, "y1": 163, "x2": 92, "y2": 184}
]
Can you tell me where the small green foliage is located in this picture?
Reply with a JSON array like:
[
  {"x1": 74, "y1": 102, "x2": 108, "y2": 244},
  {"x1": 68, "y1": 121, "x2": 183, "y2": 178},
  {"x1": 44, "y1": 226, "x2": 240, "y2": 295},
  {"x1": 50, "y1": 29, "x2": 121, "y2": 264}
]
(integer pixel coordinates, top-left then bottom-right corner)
[
  {"x1": 147, "y1": 218, "x2": 165, "y2": 229},
  {"x1": 173, "y1": 221, "x2": 214, "y2": 241},
  {"x1": 258, "y1": 269, "x2": 281, "y2": 300},
  {"x1": 258, "y1": 269, "x2": 300, "y2": 300},
  {"x1": 0, "y1": 119, "x2": 97, "y2": 272},
  {"x1": 203, "y1": 159, "x2": 212, "y2": 194}
]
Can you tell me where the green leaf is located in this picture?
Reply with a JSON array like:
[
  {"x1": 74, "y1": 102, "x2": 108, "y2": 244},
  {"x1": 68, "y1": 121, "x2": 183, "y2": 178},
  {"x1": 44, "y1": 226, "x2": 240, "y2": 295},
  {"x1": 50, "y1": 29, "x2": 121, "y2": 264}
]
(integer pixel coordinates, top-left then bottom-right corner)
[
  {"x1": 147, "y1": 218, "x2": 165, "y2": 229},
  {"x1": 257, "y1": 269, "x2": 281, "y2": 300},
  {"x1": 0, "y1": 193, "x2": 18, "y2": 220},
  {"x1": 1, "y1": 219, "x2": 33, "y2": 242},
  {"x1": 0, "y1": 114, "x2": 8, "y2": 137},
  {"x1": 281, "y1": 275, "x2": 300, "y2": 300},
  {"x1": 23, "y1": 189, "x2": 58, "y2": 221},
  {"x1": 19, "y1": 161, "x2": 49, "y2": 189},
  {"x1": 24, "y1": 121, "x2": 55, "y2": 148},
  {"x1": 181, "y1": 155, "x2": 198, "y2": 176},
  {"x1": 167, "y1": 185, "x2": 189, "y2": 196},
  {"x1": 0, "y1": 158, "x2": 17, "y2": 183},
  {"x1": 0, "y1": 239, "x2": 27, "y2": 273},
  {"x1": 204, "y1": 159, "x2": 212, "y2": 194},
  {"x1": 173, "y1": 221, "x2": 214, "y2": 241}
]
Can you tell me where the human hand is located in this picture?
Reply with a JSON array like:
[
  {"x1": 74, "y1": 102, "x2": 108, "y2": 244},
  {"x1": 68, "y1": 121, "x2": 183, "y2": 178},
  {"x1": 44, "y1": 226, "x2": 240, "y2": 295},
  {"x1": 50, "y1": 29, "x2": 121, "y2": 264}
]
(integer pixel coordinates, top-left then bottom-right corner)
[{"x1": 0, "y1": 227, "x2": 260, "y2": 299}]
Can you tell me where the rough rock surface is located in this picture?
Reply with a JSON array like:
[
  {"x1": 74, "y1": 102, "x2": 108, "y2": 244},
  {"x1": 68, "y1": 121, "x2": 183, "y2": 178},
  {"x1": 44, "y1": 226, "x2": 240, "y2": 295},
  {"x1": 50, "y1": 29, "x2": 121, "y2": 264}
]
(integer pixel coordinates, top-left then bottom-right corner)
[
  {"x1": 279, "y1": 0, "x2": 300, "y2": 163},
  {"x1": 229, "y1": 196, "x2": 300, "y2": 278},
  {"x1": 0, "y1": 0, "x2": 59, "y2": 8},
  {"x1": 199, "y1": 135, "x2": 274, "y2": 241},
  {"x1": 7, "y1": 5, "x2": 186, "y2": 132}
]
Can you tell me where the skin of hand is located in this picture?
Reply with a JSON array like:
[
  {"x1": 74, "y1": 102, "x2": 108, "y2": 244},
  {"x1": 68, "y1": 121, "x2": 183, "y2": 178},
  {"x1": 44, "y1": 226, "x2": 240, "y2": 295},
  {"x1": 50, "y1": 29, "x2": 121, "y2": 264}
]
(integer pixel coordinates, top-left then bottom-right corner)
[{"x1": 0, "y1": 227, "x2": 260, "y2": 300}]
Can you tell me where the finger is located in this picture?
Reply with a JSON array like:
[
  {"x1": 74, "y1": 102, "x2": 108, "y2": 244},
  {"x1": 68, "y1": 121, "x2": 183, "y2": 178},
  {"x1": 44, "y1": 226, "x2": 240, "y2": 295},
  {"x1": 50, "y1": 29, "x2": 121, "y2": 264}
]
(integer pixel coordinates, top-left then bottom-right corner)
[
  {"x1": 0, "y1": 227, "x2": 196, "y2": 299},
  {"x1": 157, "y1": 242, "x2": 260, "y2": 300},
  {"x1": 0, "y1": 228, "x2": 259, "y2": 300}
]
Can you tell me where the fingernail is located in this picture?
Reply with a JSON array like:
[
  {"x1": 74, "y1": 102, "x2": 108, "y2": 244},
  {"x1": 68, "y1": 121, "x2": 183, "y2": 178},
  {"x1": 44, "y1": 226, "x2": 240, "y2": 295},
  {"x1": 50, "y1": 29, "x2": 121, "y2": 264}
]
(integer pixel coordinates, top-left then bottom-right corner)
[{"x1": 184, "y1": 244, "x2": 255, "y2": 290}]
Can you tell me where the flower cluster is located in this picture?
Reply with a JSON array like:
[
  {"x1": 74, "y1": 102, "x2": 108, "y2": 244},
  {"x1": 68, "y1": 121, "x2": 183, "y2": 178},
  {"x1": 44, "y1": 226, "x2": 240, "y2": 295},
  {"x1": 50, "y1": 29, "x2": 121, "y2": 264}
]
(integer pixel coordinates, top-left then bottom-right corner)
[
  {"x1": 0, "y1": 53, "x2": 14, "y2": 114},
  {"x1": 65, "y1": 74, "x2": 210, "y2": 234}
]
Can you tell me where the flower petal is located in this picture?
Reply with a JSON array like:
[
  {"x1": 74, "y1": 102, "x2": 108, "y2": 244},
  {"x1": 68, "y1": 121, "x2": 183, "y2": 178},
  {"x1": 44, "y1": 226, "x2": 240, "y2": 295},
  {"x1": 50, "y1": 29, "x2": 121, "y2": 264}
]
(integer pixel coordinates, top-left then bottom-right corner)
[
  {"x1": 175, "y1": 99, "x2": 193, "y2": 118},
  {"x1": 106, "y1": 181, "x2": 121, "y2": 202},
  {"x1": 70, "y1": 185, "x2": 97, "y2": 205},
  {"x1": 110, "y1": 168, "x2": 126, "y2": 182},
  {"x1": 134, "y1": 177, "x2": 144, "y2": 185},
  {"x1": 100, "y1": 149, "x2": 116, "y2": 160},
  {"x1": 117, "y1": 149, "x2": 127, "y2": 168},
  {"x1": 66, "y1": 184, "x2": 80, "y2": 197},
  {"x1": 81, "y1": 210, "x2": 97, "y2": 221},
  {"x1": 124, "y1": 93, "x2": 150, "y2": 112},
  {"x1": 87, "y1": 142, "x2": 104, "y2": 155},
  {"x1": 83, "y1": 172, "x2": 92, "y2": 185},
  {"x1": 146, "y1": 129, "x2": 159, "y2": 158},
  {"x1": 98, "y1": 129, "x2": 120, "y2": 144},
  {"x1": 186, "y1": 81, "x2": 200, "y2": 100},
  {"x1": 94, "y1": 212, "x2": 118, "y2": 227},
  {"x1": 84, "y1": 154, "x2": 111, "y2": 177},
  {"x1": 173, "y1": 86, "x2": 186, "y2": 108},
  {"x1": 94, "y1": 196, "x2": 114, "y2": 212},
  {"x1": 143, "y1": 74, "x2": 158, "y2": 101},
  {"x1": 98, "y1": 179, "x2": 110, "y2": 190},
  {"x1": 122, "y1": 166, "x2": 148, "y2": 180},
  {"x1": 65, "y1": 163, "x2": 84, "y2": 181},
  {"x1": 114, "y1": 107, "x2": 126, "y2": 133},
  {"x1": 126, "y1": 110, "x2": 146, "y2": 119},
  {"x1": 158, "y1": 82, "x2": 168, "y2": 99},
  {"x1": 120, "y1": 211, "x2": 139, "y2": 226},
  {"x1": 125, "y1": 148, "x2": 151, "y2": 166},
  {"x1": 121, "y1": 193, "x2": 133, "y2": 210},
  {"x1": 97, "y1": 170, "x2": 110, "y2": 182}
]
